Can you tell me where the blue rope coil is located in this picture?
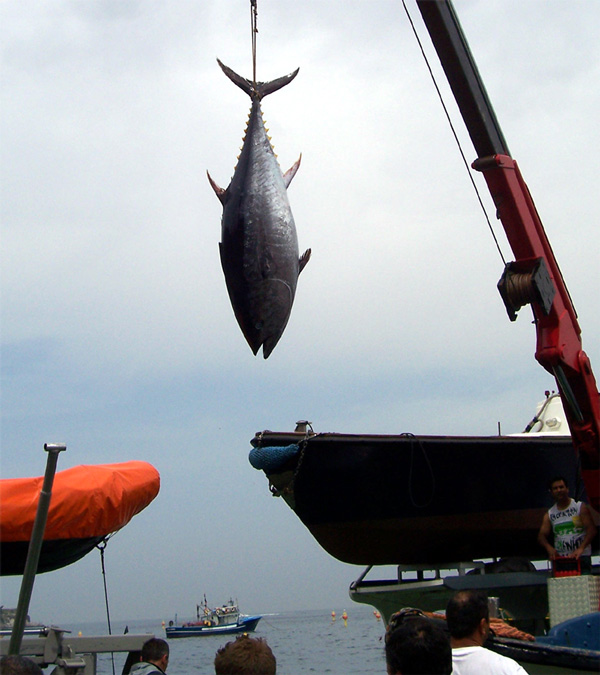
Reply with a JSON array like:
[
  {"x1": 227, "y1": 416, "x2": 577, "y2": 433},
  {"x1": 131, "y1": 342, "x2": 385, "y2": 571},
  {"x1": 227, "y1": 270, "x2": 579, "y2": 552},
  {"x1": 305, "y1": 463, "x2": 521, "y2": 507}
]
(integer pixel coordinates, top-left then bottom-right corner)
[{"x1": 249, "y1": 444, "x2": 300, "y2": 472}]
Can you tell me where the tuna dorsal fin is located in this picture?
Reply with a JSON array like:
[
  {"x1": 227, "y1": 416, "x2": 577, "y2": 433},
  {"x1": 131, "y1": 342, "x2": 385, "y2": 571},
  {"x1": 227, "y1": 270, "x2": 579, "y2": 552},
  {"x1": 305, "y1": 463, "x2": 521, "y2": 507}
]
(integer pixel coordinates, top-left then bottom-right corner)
[
  {"x1": 207, "y1": 171, "x2": 226, "y2": 204},
  {"x1": 299, "y1": 248, "x2": 311, "y2": 275},
  {"x1": 217, "y1": 59, "x2": 299, "y2": 100},
  {"x1": 283, "y1": 154, "x2": 302, "y2": 189}
]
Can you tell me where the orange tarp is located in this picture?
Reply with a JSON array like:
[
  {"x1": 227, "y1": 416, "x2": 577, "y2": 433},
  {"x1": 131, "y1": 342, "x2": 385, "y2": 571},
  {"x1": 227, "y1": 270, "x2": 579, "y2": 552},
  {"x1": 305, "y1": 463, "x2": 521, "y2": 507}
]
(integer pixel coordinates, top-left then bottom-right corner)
[{"x1": 0, "y1": 461, "x2": 160, "y2": 542}]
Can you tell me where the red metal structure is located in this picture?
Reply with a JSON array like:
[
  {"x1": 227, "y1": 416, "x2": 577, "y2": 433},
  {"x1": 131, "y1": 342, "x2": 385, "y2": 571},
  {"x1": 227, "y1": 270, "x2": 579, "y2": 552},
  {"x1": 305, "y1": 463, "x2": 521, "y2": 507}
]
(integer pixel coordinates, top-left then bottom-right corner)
[{"x1": 416, "y1": 0, "x2": 599, "y2": 510}]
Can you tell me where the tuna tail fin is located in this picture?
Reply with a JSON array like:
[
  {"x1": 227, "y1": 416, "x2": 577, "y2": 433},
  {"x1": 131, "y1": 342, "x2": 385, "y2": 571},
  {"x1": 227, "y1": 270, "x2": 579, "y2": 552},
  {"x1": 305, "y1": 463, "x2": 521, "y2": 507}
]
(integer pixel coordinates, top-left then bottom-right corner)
[{"x1": 217, "y1": 59, "x2": 299, "y2": 100}]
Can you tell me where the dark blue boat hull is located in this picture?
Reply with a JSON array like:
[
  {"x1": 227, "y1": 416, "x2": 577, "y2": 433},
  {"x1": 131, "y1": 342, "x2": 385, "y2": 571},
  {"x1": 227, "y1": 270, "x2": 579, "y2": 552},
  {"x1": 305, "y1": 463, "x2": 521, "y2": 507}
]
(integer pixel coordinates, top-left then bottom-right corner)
[{"x1": 250, "y1": 431, "x2": 590, "y2": 565}]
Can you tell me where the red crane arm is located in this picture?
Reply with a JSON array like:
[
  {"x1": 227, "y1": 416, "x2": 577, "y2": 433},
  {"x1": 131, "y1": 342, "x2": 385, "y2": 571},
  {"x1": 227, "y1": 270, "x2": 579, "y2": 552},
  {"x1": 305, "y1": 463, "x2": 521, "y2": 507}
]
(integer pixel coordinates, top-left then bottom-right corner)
[{"x1": 474, "y1": 155, "x2": 599, "y2": 509}]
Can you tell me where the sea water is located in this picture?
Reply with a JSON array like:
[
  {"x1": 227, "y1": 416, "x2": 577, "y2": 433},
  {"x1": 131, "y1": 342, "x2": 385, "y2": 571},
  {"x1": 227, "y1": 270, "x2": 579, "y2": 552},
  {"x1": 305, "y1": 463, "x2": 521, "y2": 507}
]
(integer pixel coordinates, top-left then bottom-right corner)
[{"x1": 53, "y1": 607, "x2": 388, "y2": 674}]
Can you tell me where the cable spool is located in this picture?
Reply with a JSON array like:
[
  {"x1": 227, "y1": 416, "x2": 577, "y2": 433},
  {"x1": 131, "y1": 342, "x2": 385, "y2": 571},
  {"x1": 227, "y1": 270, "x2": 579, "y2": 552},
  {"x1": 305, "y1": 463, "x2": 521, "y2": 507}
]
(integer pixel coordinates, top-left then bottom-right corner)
[
  {"x1": 497, "y1": 258, "x2": 555, "y2": 322},
  {"x1": 502, "y1": 270, "x2": 537, "y2": 309}
]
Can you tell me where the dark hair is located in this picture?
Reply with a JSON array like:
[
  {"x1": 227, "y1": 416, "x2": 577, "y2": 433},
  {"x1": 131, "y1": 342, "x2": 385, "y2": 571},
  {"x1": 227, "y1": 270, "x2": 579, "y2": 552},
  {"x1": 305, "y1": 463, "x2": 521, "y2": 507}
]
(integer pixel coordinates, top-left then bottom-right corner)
[
  {"x1": 141, "y1": 637, "x2": 169, "y2": 663},
  {"x1": 446, "y1": 590, "x2": 489, "y2": 639},
  {"x1": 0, "y1": 655, "x2": 43, "y2": 674},
  {"x1": 548, "y1": 476, "x2": 568, "y2": 489},
  {"x1": 214, "y1": 634, "x2": 276, "y2": 675},
  {"x1": 385, "y1": 617, "x2": 452, "y2": 675}
]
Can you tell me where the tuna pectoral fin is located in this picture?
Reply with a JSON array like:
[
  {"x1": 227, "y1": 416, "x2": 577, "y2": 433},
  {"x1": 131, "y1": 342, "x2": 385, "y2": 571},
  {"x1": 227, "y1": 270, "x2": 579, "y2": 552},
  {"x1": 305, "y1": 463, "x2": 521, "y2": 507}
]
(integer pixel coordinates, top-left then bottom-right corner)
[
  {"x1": 217, "y1": 59, "x2": 299, "y2": 100},
  {"x1": 207, "y1": 171, "x2": 226, "y2": 204},
  {"x1": 299, "y1": 248, "x2": 311, "y2": 274},
  {"x1": 283, "y1": 154, "x2": 302, "y2": 189}
]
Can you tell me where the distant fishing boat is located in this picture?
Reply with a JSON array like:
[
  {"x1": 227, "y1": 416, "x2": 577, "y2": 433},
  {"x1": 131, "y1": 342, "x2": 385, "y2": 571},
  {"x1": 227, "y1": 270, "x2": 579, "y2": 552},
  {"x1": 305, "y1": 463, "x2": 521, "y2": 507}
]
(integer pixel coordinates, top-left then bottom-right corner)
[{"x1": 165, "y1": 598, "x2": 261, "y2": 638}]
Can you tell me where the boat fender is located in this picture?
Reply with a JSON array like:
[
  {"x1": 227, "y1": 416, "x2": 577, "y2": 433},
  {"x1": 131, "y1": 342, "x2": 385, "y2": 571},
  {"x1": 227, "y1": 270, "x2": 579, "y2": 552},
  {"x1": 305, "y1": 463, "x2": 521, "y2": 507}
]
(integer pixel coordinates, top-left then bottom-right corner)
[{"x1": 249, "y1": 444, "x2": 300, "y2": 472}]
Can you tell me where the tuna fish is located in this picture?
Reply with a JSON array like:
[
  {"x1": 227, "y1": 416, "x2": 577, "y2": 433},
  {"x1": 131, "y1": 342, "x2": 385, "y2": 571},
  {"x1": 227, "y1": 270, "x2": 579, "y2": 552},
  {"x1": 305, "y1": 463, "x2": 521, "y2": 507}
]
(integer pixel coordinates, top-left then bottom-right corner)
[{"x1": 208, "y1": 59, "x2": 311, "y2": 359}]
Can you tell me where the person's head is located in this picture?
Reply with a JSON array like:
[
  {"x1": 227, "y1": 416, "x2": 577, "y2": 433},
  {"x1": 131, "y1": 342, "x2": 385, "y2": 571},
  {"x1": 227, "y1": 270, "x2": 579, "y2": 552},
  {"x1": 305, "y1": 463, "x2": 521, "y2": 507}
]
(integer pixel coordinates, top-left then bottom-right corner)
[
  {"x1": 385, "y1": 611, "x2": 451, "y2": 675},
  {"x1": 446, "y1": 590, "x2": 489, "y2": 643},
  {"x1": 549, "y1": 476, "x2": 569, "y2": 504},
  {"x1": 214, "y1": 634, "x2": 276, "y2": 675},
  {"x1": 0, "y1": 655, "x2": 43, "y2": 674},
  {"x1": 141, "y1": 637, "x2": 169, "y2": 671}
]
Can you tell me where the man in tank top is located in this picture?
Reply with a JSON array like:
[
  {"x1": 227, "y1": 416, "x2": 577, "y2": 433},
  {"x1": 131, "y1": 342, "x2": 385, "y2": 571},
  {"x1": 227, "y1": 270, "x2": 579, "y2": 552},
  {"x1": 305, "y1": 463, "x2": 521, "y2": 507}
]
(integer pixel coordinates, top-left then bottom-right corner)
[{"x1": 537, "y1": 476, "x2": 597, "y2": 573}]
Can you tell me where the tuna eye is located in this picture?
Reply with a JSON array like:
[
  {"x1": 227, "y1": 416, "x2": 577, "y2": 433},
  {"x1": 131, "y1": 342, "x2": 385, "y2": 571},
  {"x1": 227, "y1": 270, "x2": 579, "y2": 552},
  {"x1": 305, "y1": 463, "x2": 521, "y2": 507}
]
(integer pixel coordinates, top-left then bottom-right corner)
[{"x1": 255, "y1": 321, "x2": 264, "y2": 330}]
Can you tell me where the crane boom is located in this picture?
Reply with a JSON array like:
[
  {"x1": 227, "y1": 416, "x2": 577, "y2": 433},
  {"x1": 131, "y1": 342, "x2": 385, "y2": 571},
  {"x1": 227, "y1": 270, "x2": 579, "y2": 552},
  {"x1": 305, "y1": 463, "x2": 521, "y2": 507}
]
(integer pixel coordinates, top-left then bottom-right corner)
[{"x1": 416, "y1": 0, "x2": 599, "y2": 510}]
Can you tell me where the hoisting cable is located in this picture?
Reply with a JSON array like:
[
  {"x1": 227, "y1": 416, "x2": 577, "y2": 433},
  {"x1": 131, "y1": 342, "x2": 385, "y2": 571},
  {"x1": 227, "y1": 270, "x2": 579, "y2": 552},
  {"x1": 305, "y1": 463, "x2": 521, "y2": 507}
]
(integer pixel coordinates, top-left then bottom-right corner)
[
  {"x1": 97, "y1": 537, "x2": 116, "y2": 675},
  {"x1": 251, "y1": 0, "x2": 258, "y2": 88},
  {"x1": 401, "y1": 433, "x2": 435, "y2": 508},
  {"x1": 401, "y1": 0, "x2": 506, "y2": 266}
]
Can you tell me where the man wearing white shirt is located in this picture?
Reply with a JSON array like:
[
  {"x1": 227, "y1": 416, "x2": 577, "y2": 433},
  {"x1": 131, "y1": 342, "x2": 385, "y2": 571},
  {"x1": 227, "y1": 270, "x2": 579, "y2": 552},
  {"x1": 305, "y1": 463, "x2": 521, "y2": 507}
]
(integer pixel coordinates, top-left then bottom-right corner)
[{"x1": 446, "y1": 590, "x2": 528, "y2": 674}]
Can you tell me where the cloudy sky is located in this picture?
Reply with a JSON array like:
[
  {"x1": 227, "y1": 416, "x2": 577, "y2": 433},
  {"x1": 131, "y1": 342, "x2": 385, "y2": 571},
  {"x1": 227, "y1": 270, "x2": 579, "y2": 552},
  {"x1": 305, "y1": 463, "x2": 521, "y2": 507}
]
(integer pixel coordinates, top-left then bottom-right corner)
[{"x1": 2, "y1": 0, "x2": 599, "y2": 625}]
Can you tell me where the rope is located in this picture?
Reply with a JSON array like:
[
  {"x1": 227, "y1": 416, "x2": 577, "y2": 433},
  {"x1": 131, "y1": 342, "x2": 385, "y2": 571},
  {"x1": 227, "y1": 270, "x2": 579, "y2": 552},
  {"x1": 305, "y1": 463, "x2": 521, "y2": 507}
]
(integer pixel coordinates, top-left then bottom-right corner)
[
  {"x1": 401, "y1": 433, "x2": 435, "y2": 509},
  {"x1": 291, "y1": 426, "x2": 321, "y2": 486},
  {"x1": 97, "y1": 538, "x2": 116, "y2": 675},
  {"x1": 250, "y1": 0, "x2": 258, "y2": 87},
  {"x1": 401, "y1": 0, "x2": 506, "y2": 266},
  {"x1": 503, "y1": 270, "x2": 536, "y2": 310}
]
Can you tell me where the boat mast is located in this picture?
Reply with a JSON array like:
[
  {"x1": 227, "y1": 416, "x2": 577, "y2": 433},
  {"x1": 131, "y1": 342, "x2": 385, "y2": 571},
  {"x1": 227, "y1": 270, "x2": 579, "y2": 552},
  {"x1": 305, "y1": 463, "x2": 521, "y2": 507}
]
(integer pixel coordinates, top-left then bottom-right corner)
[{"x1": 9, "y1": 444, "x2": 66, "y2": 655}]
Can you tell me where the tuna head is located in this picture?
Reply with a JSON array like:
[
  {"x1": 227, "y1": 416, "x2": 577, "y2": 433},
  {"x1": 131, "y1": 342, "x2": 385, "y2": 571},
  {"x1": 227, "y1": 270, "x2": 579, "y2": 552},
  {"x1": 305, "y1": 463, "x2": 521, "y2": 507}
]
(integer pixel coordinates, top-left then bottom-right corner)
[{"x1": 208, "y1": 60, "x2": 310, "y2": 358}]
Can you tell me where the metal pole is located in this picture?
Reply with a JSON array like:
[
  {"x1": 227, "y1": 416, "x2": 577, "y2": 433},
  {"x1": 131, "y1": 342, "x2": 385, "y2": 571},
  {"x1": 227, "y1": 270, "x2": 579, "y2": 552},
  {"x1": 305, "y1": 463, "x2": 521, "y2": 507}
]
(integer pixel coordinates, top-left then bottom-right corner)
[{"x1": 8, "y1": 443, "x2": 66, "y2": 655}]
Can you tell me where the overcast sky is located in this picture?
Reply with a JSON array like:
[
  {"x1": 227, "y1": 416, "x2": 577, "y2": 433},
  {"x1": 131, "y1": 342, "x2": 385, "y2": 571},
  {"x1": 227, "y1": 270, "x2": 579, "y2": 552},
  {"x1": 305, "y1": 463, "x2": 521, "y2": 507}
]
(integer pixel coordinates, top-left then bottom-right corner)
[{"x1": 2, "y1": 0, "x2": 599, "y2": 625}]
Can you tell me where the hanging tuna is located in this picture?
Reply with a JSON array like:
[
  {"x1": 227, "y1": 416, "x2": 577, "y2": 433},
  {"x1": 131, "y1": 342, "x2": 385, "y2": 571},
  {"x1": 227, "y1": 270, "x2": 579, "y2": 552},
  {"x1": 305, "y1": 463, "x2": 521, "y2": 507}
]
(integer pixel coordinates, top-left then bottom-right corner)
[{"x1": 208, "y1": 58, "x2": 311, "y2": 359}]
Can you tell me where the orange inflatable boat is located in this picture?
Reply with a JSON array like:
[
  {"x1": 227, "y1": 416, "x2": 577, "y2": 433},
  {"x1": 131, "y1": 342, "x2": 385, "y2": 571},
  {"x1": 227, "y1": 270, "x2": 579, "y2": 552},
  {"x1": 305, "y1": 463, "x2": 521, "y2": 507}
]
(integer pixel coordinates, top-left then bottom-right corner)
[{"x1": 0, "y1": 461, "x2": 160, "y2": 575}]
